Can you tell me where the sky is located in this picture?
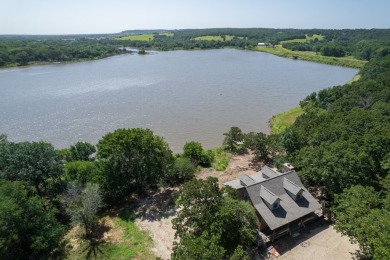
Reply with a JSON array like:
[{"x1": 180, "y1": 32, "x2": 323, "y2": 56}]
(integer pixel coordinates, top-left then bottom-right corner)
[{"x1": 1, "y1": 0, "x2": 389, "y2": 35}]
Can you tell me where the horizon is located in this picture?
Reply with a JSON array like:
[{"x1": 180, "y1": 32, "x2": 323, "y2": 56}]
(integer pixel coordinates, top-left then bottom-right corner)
[
  {"x1": 1, "y1": 27, "x2": 390, "y2": 36},
  {"x1": 1, "y1": 0, "x2": 389, "y2": 35}
]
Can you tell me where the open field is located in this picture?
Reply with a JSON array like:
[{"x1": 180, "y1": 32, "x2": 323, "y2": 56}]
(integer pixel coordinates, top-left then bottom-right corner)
[
  {"x1": 255, "y1": 45, "x2": 366, "y2": 68},
  {"x1": 64, "y1": 208, "x2": 156, "y2": 259},
  {"x1": 117, "y1": 34, "x2": 155, "y2": 41},
  {"x1": 117, "y1": 32, "x2": 173, "y2": 41},
  {"x1": 281, "y1": 34, "x2": 324, "y2": 44},
  {"x1": 270, "y1": 106, "x2": 304, "y2": 134},
  {"x1": 194, "y1": 35, "x2": 234, "y2": 41}
]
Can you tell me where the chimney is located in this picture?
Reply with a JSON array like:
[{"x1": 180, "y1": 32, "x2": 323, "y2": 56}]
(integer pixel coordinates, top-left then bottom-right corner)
[{"x1": 283, "y1": 163, "x2": 295, "y2": 173}]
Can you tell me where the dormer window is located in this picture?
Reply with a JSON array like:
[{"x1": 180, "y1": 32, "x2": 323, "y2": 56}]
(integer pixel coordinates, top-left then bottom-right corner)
[
  {"x1": 283, "y1": 178, "x2": 304, "y2": 200},
  {"x1": 260, "y1": 186, "x2": 281, "y2": 210},
  {"x1": 296, "y1": 190, "x2": 303, "y2": 200}
]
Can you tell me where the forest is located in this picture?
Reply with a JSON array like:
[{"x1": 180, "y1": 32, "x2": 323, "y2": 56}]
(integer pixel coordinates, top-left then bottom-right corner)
[
  {"x1": 0, "y1": 29, "x2": 389, "y2": 259},
  {"x1": 1, "y1": 28, "x2": 390, "y2": 67}
]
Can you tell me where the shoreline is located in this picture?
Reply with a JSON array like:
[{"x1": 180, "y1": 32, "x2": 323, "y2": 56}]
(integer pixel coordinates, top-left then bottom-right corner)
[{"x1": 1, "y1": 46, "x2": 365, "y2": 70}]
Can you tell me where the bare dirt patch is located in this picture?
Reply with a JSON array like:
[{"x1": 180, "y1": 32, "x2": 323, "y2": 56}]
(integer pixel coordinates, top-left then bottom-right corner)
[
  {"x1": 197, "y1": 152, "x2": 259, "y2": 187},
  {"x1": 264, "y1": 220, "x2": 358, "y2": 260},
  {"x1": 134, "y1": 188, "x2": 178, "y2": 260}
]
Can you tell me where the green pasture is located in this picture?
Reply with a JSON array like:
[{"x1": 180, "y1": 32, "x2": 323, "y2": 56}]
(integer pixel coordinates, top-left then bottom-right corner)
[
  {"x1": 255, "y1": 45, "x2": 366, "y2": 68},
  {"x1": 194, "y1": 35, "x2": 234, "y2": 41}
]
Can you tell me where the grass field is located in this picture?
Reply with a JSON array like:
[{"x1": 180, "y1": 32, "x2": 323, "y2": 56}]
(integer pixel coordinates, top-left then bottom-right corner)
[
  {"x1": 270, "y1": 106, "x2": 304, "y2": 134},
  {"x1": 194, "y1": 35, "x2": 234, "y2": 41},
  {"x1": 117, "y1": 32, "x2": 174, "y2": 41},
  {"x1": 255, "y1": 45, "x2": 366, "y2": 68},
  {"x1": 65, "y1": 209, "x2": 155, "y2": 259},
  {"x1": 281, "y1": 34, "x2": 324, "y2": 44},
  {"x1": 118, "y1": 34, "x2": 155, "y2": 41}
]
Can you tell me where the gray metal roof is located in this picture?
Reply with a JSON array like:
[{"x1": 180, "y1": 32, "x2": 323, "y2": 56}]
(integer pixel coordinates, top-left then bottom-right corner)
[{"x1": 245, "y1": 171, "x2": 321, "y2": 230}]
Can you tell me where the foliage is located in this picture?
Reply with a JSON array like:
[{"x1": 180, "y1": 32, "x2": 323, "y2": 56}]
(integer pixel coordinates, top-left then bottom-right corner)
[
  {"x1": 163, "y1": 157, "x2": 196, "y2": 186},
  {"x1": 223, "y1": 126, "x2": 244, "y2": 153},
  {"x1": 0, "y1": 180, "x2": 64, "y2": 259},
  {"x1": 172, "y1": 232, "x2": 226, "y2": 260},
  {"x1": 0, "y1": 37, "x2": 125, "y2": 67},
  {"x1": 333, "y1": 185, "x2": 390, "y2": 259},
  {"x1": 64, "y1": 182, "x2": 103, "y2": 239},
  {"x1": 172, "y1": 178, "x2": 257, "y2": 259},
  {"x1": 0, "y1": 140, "x2": 63, "y2": 198},
  {"x1": 211, "y1": 147, "x2": 232, "y2": 171},
  {"x1": 287, "y1": 51, "x2": 390, "y2": 259},
  {"x1": 63, "y1": 160, "x2": 101, "y2": 184},
  {"x1": 183, "y1": 141, "x2": 211, "y2": 166},
  {"x1": 96, "y1": 128, "x2": 173, "y2": 203},
  {"x1": 69, "y1": 141, "x2": 96, "y2": 161}
]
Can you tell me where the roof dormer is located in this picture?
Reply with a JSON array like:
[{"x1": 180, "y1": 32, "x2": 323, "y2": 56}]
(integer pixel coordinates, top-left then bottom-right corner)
[
  {"x1": 260, "y1": 185, "x2": 281, "y2": 210},
  {"x1": 239, "y1": 173, "x2": 255, "y2": 187},
  {"x1": 283, "y1": 178, "x2": 304, "y2": 200}
]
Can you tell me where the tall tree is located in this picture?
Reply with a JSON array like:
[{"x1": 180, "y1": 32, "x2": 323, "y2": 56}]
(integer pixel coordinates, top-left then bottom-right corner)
[
  {"x1": 223, "y1": 127, "x2": 244, "y2": 153},
  {"x1": 172, "y1": 177, "x2": 256, "y2": 259},
  {"x1": 69, "y1": 142, "x2": 96, "y2": 161},
  {"x1": 96, "y1": 128, "x2": 173, "y2": 202},
  {"x1": 0, "y1": 180, "x2": 64, "y2": 259},
  {"x1": 64, "y1": 182, "x2": 103, "y2": 240},
  {"x1": 0, "y1": 141, "x2": 63, "y2": 198}
]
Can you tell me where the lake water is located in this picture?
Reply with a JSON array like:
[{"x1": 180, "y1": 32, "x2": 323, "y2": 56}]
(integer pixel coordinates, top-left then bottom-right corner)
[{"x1": 0, "y1": 49, "x2": 358, "y2": 152}]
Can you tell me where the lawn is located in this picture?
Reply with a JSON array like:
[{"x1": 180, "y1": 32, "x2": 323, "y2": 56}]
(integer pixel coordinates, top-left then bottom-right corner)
[
  {"x1": 270, "y1": 106, "x2": 304, "y2": 134},
  {"x1": 255, "y1": 45, "x2": 366, "y2": 68},
  {"x1": 64, "y1": 208, "x2": 155, "y2": 259},
  {"x1": 194, "y1": 35, "x2": 234, "y2": 41},
  {"x1": 117, "y1": 32, "x2": 174, "y2": 41},
  {"x1": 281, "y1": 34, "x2": 324, "y2": 44},
  {"x1": 118, "y1": 34, "x2": 155, "y2": 41}
]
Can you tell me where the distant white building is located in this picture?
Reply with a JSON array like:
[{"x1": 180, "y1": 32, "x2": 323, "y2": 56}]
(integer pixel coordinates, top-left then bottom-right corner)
[{"x1": 258, "y1": 42, "x2": 273, "y2": 47}]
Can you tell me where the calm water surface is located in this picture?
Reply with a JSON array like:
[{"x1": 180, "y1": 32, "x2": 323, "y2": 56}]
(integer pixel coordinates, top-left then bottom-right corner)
[{"x1": 0, "y1": 50, "x2": 358, "y2": 151}]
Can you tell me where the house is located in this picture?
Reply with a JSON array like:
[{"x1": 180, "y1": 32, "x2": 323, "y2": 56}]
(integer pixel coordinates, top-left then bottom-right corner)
[
  {"x1": 224, "y1": 165, "x2": 322, "y2": 241},
  {"x1": 257, "y1": 42, "x2": 273, "y2": 47}
]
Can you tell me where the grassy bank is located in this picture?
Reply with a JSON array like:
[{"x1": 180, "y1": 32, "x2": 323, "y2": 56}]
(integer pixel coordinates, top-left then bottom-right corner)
[
  {"x1": 254, "y1": 45, "x2": 366, "y2": 68},
  {"x1": 270, "y1": 106, "x2": 304, "y2": 134}
]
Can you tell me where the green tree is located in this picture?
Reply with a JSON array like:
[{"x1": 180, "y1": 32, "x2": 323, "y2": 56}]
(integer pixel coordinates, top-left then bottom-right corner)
[
  {"x1": 172, "y1": 177, "x2": 256, "y2": 259},
  {"x1": 63, "y1": 160, "x2": 100, "y2": 184},
  {"x1": 0, "y1": 180, "x2": 64, "y2": 259},
  {"x1": 64, "y1": 182, "x2": 103, "y2": 240},
  {"x1": 69, "y1": 141, "x2": 96, "y2": 161},
  {"x1": 183, "y1": 141, "x2": 211, "y2": 166},
  {"x1": 163, "y1": 157, "x2": 195, "y2": 186},
  {"x1": 223, "y1": 127, "x2": 244, "y2": 153},
  {"x1": 333, "y1": 185, "x2": 390, "y2": 259},
  {"x1": 96, "y1": 128, "x2": 173, "y2": 202},
  {"x1": 0, "y1": 141, "x2": 63, "y2": 198}
]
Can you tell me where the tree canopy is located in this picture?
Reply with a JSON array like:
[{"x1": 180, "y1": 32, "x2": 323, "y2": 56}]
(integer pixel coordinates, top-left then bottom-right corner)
[
  {"x1": 172, "y1": 177, "x2": 257, "y2": 259},
  {"x1": 0, "y1": 180, "x2": 64, "y2": 259},
  {"x1": 96, "y1": 128, "x2": 173, "y2": 202}
]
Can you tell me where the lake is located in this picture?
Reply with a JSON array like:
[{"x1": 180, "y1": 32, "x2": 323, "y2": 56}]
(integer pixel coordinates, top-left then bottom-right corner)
[{"x1": 0, "y1": 49, "x2": 358, "y2": 152}]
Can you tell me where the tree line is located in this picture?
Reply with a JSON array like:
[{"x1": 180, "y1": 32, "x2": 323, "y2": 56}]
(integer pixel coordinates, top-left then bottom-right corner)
[
  {"x1": 280, "y1": 48, "x2": 390, "y2": 259},
  {"x1": 2, "y1": 28, "x2": 390, "y2": 67}
]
